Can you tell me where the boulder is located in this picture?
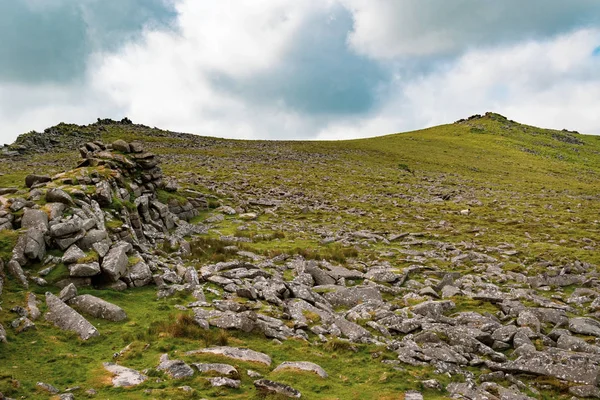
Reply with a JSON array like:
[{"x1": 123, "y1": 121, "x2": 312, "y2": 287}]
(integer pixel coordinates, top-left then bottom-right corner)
[
  {"x1": 101, "y1": 242, "x2": 131, "y2": 282},
  {"x1": 569, "y1": 318, "x2": 600, "y2": 337},
  {"x1": 122, "y1": 260, "x2": 152, "y2": 287},
  {"x1": 0, "y1": 323, "x2": 6, "y2": 343},
  {"x1": 58, "y1": 283, "x2": 78, "y2": 302},
  {"x1": 95, "y1": 181, "x2": 112, "y2": 207},
  {"x1": 112, "y1": 139, "x2": 131, "y2": 153},
  {"x1": 68, "y1": 294, "x2": 127, "y2": 322},
  {"x1": 7, "y1": 260, "x2": 28, "y2": 288},
  {"x1": 254, "y1": 379, "x2": 301, "y2": 398},
  {"x1": 46, "y1": 188, "x2": 73, "y2": 205},
  {"x1": 192, "y1": 363, "x2": 238, "y2": 377},
  {"x1": 186, "y1": 346, "x2": 272, "y2": 366},
  {"x1": 103, "y1": 363, "x2": 147, "y2": 387},
  {"x1": 69, "y1": 262, "x2": 101, "y2": 277},
  {"x1": 274, "y1": 361, "x2": 328, "y2": 378},
  {"x1": 44, "y1": 292, "x2": 99, "y2": 340},
  {"x1": 323, "y1": 287, "x2": 382, "y2": 308},
  {"x1": 157, "y1": 354, "x2": 194, "y2": 379},
  {"x1": 62, "y1": 245, "x2": 86, "y2": 264},
  {"x1": 208, "y1": 377, "x2": 241, "y2": 388},
  {"x1": 412, "y1": 300, "x2": 455, "y2": 317},
  {"x1": 208, "y1": 311, "x2": 256, "y2": 332},
  {"x1": 21, "y1": 209, "x2": 48, "y2": 231},
  {"x1": 50, "y1": 219, "x2": 83, "y2": 238},
  {"x1": 24, "y1": 228, "x2": 46, "y2": 261},
  {"x1": 25, "y1": 174, "x2": 51, "y2": 188},
  {"x1": 78, "y1": 229, "x2": 109, "y2": 251}
]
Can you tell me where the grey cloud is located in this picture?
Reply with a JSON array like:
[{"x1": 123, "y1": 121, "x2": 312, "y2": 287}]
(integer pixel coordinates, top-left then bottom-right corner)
[{"x1": 0, "y1": 0, "x2": 176, "y2": 84}]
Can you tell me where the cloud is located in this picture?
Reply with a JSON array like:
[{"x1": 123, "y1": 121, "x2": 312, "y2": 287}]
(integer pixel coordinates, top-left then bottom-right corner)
[
  {"x1": 341, "y1": 0, "x2": 600, "y2": 59},
  {"x1": 0, "y1": 1, "x2": 599, "y2": 145}
]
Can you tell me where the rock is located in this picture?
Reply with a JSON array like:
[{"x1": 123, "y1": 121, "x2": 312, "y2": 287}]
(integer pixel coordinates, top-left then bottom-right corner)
[
  {"x1": 62, "y1": 245, "x2": 87, "y2": 264},
  {"x1": 208, "y1": 377, "x2": 241, "y2": 388},
  {"x1": 157, "y1": 354, "x2": 194, "y2": 379},
  {"x1": 7, "y1": 260, "x2": 28, "y2": 288},
  {"x1": 95, "y1": 181, "x2": 113, "y2": 206},
  {"x1": 69, "y1": 294, "x2": 127, "y2": 322},
  {"x1": 103, "y1": 362, "x2": 148, "y2": 387},
  {"x1": 569, "y1": 317, "x2": 600, "y2": 337},
  {"x1": 306, "y1": 263, "x2": 336, "y2": 285},
  {"x1": 112, "y1": 139, "x2": 131, "y2": 153},
  {"x1": 122, "y1": 260, "x2": 152, "y2": 287},
  {"x1": 0, "y1": 323, "x2": 6, "y2": 343},
  {"x1": 193, "y1": 363, "x2": 238, "y2": 377},
  {"x1": 557, "y1": 334, "x2": 600, "y2": 354},
  {"x1": 26, "y1": 293, "x2": 41, "y2": 321},
  {"x1": 254, "y1": 379, "x2": 301, "y2": 398},
  {"x1": 323, "y1": 287, "x2": 383, "y2": 308},
  {"x1": 492, "y1": 325, "x2": 518, "y2": 343},
  {"x1": 59, "y1": 283, "x2": 78, "y2": 302},
  {"x1": 69, "y1": 262, "x2": 101, "y2": 277},
  {"x1": 50, "y1": 219, "x2": 83, "y2": 238},
  {"x1": 569, "y1": 385, "x2": 600, "y2": 398},
  {"x1": 101, "y1": 242, "x2": 131, "y2": 282},
  {"x1": 12, "y1": 317, "x2": 36, "y2": 333},
  {"x1": 208, "y1": 311, "x2": 256, "y2": 332},
  {"x1": 60, "y1": 393, "x2": 75, "y2": 400},
  {"x1": 24, "y1": 228, "x2": 46, "y2": 261},
  {"x1": 129, "y1": 141, "x2": 144, "y2": 153},
  {"x1": 412, "y1": 300, "x2": 455, "y2": 317},
  {"x1": 25, "y1": 175, "x2": 51, "y2": 188},
  {"x1": 44, "y1": 292, "x2": 99, "y2": 340},
  {"x1": 46, "y1": 188, "x2": 73, "y2": 205},
  {"x1": 21, "y1": 209, "x2": 48, "y2": 231},
  {"x1": 186, "y1": 346, "x2": 272, "y2": 366},
  {"x1": 78, "y1": 229, "x2": 109, "y2": 251},
  {"x1": 404, "y1": 391, "x2": 424, "y2": 400},
  {"x1": 36, "y1": 382, "x2": 59, "y2": 394},
  {"x1": 273, "y1": 361, "x2": 327, "y2": 378}
]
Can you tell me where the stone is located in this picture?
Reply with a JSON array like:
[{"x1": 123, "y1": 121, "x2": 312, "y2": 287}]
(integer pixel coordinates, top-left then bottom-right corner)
[
  {"x1": 157, "y1": 354, "x2": 194, "y2": 379},
  {"x1": 21, "y1": 209, "x2": 48, "y2": 231},
  {"x1": 12, "y1": 317, "x2": 36, "y2": 333},
  {"x1": 25, "y1": 175, "x2": 51, "y2": 188},
  {"x1": 69, "y1": 294, "x2": 127, "y2": 322},
  {"x1": 27, "y1": 293, "x2": 41, "y2": 321},
  {"x1": 412, "y1": 300, "x2": 455, "y2": 317},
  {"x1": 323, "y1": 287, "x2": 383, "y2": 308},
  {"x1": 78, "y1": 229, "x2": 109, "y2": 251},
  {"x1": 193, "y1": 363, "x2": 238, "y2": 377},
  {"x1": 101, "y1": 242, "x2": 131, "y2": 282},
  {"x1": 208, "y1": 377, "x2": 241, "y2": 388},
  {"x1": 46, "y1": 188, "x2": 73, "y2": 205},
  {"x1": 569, "y1": 385, "x2": 600, "y2": 398},
  {"x1": 44, "y1": 292, "x2": 99, "y2": 340},
  {"x1": 274, "y1": 361, "x2": 328, "y2": 378},
  {"x1": 59, "y1": 283, "x2": 78, "y2": 302},
  {"x1": 62, "y1": 245, "x2": 86, "y2": 264},
  {"x1": 112, "y1": 139, "x2": 131, "y2": 153},
  {"x1": 7, "y1": 260, "x2": 28, "y2": 288},
  {"x1": 95, "y1": 181, "x2": 113, "y2": 206},
  {"x1": 69, "y1": 262, "x2": 101, "y2": 277},
  {"x1": 186, "y1": 346, "x2": 272, "y2": 366},
  {"x1": 569, "y1": 317, "x2": 600, "y2": 337},
  {"x1": 122, "y1": 260, "x2": 152, "y2": 287},
  {"x1": 305, "y1": 263, "x2": 336, "y2": 286},
  {"x1": 103, "y1": 362, "x2": 148, "y2": 387},
  {"x1": 0, "y1": 323, "x2": 6, "y2": 343},
  {"x1": 24, "y1": 228, "x2": 46, "y2": 261},
  {"x1": 50, "y1": 219, "x2": 83, "y2": 238},
  {"x1": 404, "y1": 391, "x2": 424, "y2": 400},
  {"x1": 208, "y1": 311, "x2": 256, "y2": 332},
  {"x1": 36, "y1": 382, "x2": 59, "y2": 394},
  {"x1": 254, "y1": 379, "x2": 301, "y2": 398}
]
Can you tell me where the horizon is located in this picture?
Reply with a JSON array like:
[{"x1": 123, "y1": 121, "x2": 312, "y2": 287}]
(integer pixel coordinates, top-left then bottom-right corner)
[{"x1": 1, "y1": 1, "x2": 599, "y2": 143}]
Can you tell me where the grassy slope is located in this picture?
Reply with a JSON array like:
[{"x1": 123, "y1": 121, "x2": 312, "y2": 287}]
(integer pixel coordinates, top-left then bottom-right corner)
[{"x1": 1, "y1": 113, "x2": 599, "y2": 399}]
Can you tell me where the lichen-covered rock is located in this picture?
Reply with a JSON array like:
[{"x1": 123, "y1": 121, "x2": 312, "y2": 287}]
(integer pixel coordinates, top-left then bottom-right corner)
[
  {"x1": 186, "y1": 346, "x2": 272, "y2": 366},
  {"x1": 44, "y1": 292, "x2": 99, "y2": 340},
  {"x1": 103, "y1": 362, "x2": 147, "y2": 387},
  {"x1": 62, "y1": 245, "x2": 86, "y2": 264},
  {"x1": 122, "y1": 260, "x2": 152, "y2": 287},
  {"x1": 58, "y1": 283, "x2": 78, "y2": 302},
  {"x1": 254, "y1": 379, "x2": 301, "y2": 398},
  {"x1": 7, "y1": 260, "x2": 28, "y2": 288},
  {"x1": 46, "y1": 188, "x2": 73, "y2": 205},
  {"x1": 193, "y1": 363, "x2": 238, "y2": 377},
  {"x1": 208, "y1": 377, "x2": 241, "y2": 388},
  {"x1": 69, "y1": 262, "x2": 101, "y2": 277},
  {"x1": 101, "y1": 242, "x2": 131, "y2": 282},
  {"x1": 69, "y1": 294, "x2": 127, "y2": 322},
  {"x1": 25, "y1": 174, "x2": 51, "y2": 188},
  {"x1": 274, "y1": 361, "x2": 328, "y2": 378},
  {"x1": 157, "y1": 354, "x2": 194, "y2": 379}
]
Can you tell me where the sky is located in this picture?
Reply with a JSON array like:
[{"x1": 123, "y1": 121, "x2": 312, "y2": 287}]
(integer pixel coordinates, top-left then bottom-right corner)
[{"x1": 1, "y1": 0, "x2": 600, "y2": 143}]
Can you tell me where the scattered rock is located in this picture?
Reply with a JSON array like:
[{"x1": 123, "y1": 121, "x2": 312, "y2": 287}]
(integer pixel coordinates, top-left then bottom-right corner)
[
  {"x1": 274, "y1": 361, "x2": 327, "y2": 378},
  {"x1": 254, "y1": 379, "x2": 301, "y2": 398},
  {"x1": 103, "y1": 362, "x2": 148, "y2": 387},
  {"x1": 44, "y1": 292, "x2": 99, "y2": 340}
]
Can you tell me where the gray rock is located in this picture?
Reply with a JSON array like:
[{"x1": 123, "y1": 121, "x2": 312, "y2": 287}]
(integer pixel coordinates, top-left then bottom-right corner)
[
  {"x1": 46, "y1": 188, "x2": 73, "y2": 205},
  {"x1": 274, "y1": 361, "x2": 327, "y2": 378},
  {"x1": 50, "y1": 219, "x2": 83, "y2": 238},
  {"x1": 63, "y1": 245, "x2": 86, "y2": 264},
  {"x1": 404, "y1": 391, "x2": 424, "y2": 400},
  {"x1": 122, "y1": 260, "x2": 152, "y2": 287},
  {"x1": 208, "y1": 311, "x2": 256, "y2": 332},
  {"x1": 557, "y1": 334, "x2": 600, "y2": 354},
  {"x1": 101, "y1": 242, "x2": 131, "y2": 282},
  {"x1": 36, "y1": 382, "x2": 59, "y2": 394},
  {"x1": 103, "y1": 362, "x2": 148, "y2": 387},
  {"x1": 570, "y1": 317, "x2": 600, "y2": 337},
  {"x1": 60, "y1": 393, "x2": 75, "y2": 400},
  {"x1": 78, "y1": 229, "x2": 109, "y2": 251},
  {"x1": 254, "y1": 379, "x2": 301, "y2": 398},
  {"x1": 25, "y1": 174, "x2": 51, "y2": 188},
  {"x1": 323, "y1": 287, "x2": 383, "y2": 308},
  {"x1": 95, "y1": 181, "x2": 113, "y2": 206},
  {"x1": 492, "y1": 325, "x2": 518, "y2": 343},
  {"x1": 112, "y1": 139, "x2": 131, "y2": 153},
  {"x1": 24, "y1": 228, "x2": 46, "y2": 261},
  {"x1": 208, "y1": 377, "x2": 241, "y2": 388},
  {"x1": 27, "y1": 293, "x2": 41, "y2": 321},
  {"x1": 193, "y1": 363, "x2": 238, "y2": 377},
  {"x1": 69, "y1": 262, "x2": 101, "y2": 277},
  {"x1": 69, "y1": 294, "x2": 127, "y2": 322},
  {"x1": 333, "y1": 316, "x2": 371, "y2": 341},
  {"x1": 55, "y1": 229, "x2": 86, "y2": 251},
  {"x1": 412, "y1": 300, "x2": 455, "y2": 317},
  {"x1": 305, "y1": 263, "x2": 336, "y2": 285},
  {"x1": 21, "y1": 209, "x2": 48, "y2": 231},
  {"x1": 12, "y1": 317, "x2": 36, "y2": 333},
  {"x1": 157, "y1": 354, "x2": 194, "y2": 379},
  {"x1": 59, "y1": 283, "x2": 78, "y2": 302},
  {"x1": 569, "y1": 385, "x2": 600, "y2": 398},
  {"x1": 186, "y1": 346, "x2": 272, "y2": 366},
  {"x1": 7, "y1": 260, "x2": 28, "y2": 288},
  {"x1": 44, "y1": 292, "x2": 99, "y2": 340},
  {"x1": 0, "y1": 323, "x2": 6, "y2": 343}
]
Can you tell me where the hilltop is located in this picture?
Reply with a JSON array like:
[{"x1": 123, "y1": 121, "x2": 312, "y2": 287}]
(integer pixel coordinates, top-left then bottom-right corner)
[{"x1": 0, "y1": 113, "x2": 600, "y2": 399}]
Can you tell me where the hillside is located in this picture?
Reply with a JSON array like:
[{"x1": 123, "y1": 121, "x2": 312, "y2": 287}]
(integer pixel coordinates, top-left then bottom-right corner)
[{"x1": 0, "y1": 112, "x2": 600, "y2": 399}]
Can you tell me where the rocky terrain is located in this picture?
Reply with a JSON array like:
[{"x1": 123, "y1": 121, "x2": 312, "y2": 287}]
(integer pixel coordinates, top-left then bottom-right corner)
[{"x1": 1, "y1": 113, "x2": 600, "y2": 399}]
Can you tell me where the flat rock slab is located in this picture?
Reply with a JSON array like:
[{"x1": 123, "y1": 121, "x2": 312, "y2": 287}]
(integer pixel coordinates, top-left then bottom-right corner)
[
  {"x1": 44, "y1": 292, "x2": 99, "y2": 340},
  {"x1": 254, "y1": 379, "x2": 301, "y2": 398},
  {"x1": 274, "y1": 361, "x2": 328, "y2": 378},
  {"x1": 208, "y1": 377, "x2": 241, "y2": 388},
  {"x1": 192, "y1": 363, "x2": 238, "y2": 377},
  {"x1": 69, "y1": 294, "x2": 127, "y2": 322},
  {"x1": 186, "y1": 346, "x2": 272, "y2": 366},
  {"x1": 103, "y1": 362, "x2": 147, "y2": 387}
]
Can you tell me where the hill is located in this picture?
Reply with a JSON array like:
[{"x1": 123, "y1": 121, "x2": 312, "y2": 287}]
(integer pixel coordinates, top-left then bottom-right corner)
[{"x1": 0, "y1": 113, "x2": 599, "y2": 399}]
